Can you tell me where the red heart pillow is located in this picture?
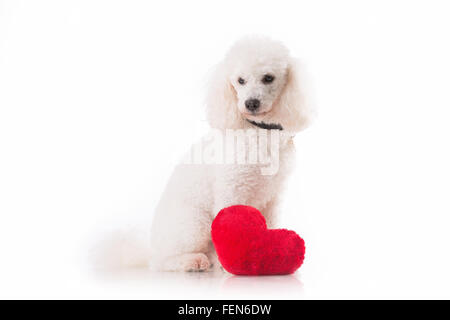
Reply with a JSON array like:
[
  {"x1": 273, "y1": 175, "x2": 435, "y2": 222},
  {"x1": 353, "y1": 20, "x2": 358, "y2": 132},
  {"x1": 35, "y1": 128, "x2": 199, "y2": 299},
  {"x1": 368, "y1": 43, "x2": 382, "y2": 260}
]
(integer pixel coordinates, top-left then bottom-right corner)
[{"x1": 211, "y1": 205, "x2": 305, "y2": 275}]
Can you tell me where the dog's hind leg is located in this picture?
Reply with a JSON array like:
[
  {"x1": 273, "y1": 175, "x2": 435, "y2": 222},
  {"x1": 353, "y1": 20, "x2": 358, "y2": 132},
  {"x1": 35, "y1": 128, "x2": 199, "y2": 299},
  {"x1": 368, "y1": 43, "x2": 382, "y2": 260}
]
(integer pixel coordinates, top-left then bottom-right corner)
[{"x1": 149, "y1": 203, "x2": 213, "y2": 272}]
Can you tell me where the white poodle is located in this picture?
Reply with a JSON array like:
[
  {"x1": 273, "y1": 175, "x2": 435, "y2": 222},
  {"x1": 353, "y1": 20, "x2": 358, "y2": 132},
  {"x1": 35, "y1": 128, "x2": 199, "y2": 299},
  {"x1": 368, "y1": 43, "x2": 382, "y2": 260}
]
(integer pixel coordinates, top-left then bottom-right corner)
[
  {"x1": 94, "y1": 36, "x2": 313, "y2": 271},
  {"x1": 147, "y1": 36, "x2": 313, "y2": 272}
]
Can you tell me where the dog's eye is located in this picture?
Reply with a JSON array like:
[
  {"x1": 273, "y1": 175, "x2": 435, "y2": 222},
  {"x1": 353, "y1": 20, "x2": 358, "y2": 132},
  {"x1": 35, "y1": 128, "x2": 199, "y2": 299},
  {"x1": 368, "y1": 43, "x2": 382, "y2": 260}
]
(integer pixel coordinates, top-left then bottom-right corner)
[
  {"x1": 262, "y1": 74, "x2": 275, "y2": 84},
  {"x1": 238, "y1": 77, "x2": 246, "y2": 85}
]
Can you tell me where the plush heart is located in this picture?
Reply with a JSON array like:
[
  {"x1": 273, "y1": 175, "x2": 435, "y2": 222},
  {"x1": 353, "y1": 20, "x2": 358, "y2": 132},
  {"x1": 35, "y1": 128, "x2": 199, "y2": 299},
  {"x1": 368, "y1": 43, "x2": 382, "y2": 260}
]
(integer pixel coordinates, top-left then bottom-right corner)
[{"x1": 211, "y1": 205, "x2": 305, "y2": 275}]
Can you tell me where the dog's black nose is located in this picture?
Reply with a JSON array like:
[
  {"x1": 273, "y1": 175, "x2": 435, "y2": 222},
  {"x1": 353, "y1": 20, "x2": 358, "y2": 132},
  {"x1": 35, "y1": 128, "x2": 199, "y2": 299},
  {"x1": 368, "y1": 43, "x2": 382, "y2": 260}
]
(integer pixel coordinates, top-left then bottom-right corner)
[{"x1": 245, "y1": 99, "x2": 260, "y2": 112}]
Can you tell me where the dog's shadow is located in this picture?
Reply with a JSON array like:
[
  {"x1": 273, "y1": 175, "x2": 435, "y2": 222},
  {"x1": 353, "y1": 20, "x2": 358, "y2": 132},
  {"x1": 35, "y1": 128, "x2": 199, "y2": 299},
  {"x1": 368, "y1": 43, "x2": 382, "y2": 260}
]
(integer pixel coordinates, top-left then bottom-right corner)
[
  {"x1": 220, "y1": 273, "x2": 304, "y2": 297},
  {"x1": 90, "y1": 267, "x2": 303, "y2": 298}
]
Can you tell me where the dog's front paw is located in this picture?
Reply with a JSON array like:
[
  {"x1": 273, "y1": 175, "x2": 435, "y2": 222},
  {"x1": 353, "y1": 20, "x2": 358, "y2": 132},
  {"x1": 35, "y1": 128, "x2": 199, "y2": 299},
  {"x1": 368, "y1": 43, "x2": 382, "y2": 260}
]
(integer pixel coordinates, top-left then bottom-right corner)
[{"x1": 181, "y1": 253, "x2": 211, "y2": 272}]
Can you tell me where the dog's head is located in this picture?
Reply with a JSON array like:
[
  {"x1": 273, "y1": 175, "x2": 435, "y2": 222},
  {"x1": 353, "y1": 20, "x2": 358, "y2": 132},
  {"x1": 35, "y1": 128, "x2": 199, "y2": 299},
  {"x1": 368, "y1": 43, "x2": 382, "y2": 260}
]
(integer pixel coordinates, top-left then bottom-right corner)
[{"x1": 206, "y1": 36, "x2": 314, "y2": 132}]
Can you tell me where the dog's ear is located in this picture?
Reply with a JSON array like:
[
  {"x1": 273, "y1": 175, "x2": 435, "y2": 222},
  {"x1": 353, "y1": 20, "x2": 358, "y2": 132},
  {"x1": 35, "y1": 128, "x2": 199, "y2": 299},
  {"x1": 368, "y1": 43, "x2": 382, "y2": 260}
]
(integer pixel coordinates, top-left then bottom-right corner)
[
  {"x1": 206, "y1": 62, "x2": 243, "y2": 129},
  {"x1": 275, "y1": 58, "x2": 315, "y2": 132}
]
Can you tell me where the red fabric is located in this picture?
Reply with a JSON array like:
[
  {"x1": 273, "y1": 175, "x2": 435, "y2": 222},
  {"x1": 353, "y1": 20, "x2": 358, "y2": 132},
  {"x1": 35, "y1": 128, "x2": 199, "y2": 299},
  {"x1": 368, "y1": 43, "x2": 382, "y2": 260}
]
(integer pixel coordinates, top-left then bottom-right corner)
[{"x1": 211, "y1": 205, "x2": 305, "y2": 275}]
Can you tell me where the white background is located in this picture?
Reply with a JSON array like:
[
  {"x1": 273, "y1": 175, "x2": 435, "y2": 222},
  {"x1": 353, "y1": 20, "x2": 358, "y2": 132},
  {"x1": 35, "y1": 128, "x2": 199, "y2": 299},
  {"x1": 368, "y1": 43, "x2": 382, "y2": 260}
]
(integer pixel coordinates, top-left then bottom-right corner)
[{"x1": 1, "y1": 0, "x2": 450, "y2": 299}]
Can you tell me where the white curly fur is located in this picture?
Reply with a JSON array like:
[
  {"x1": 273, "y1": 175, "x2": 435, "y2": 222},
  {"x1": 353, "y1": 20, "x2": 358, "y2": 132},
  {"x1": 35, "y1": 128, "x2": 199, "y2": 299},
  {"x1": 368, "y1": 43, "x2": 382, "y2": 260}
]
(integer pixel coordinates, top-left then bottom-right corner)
[
  {"x1": 147, "y1": 36, "x2": 314, "y2": 271},
  {"x1": 94, "y1": 36, "x2": 314, "y2": 271}
]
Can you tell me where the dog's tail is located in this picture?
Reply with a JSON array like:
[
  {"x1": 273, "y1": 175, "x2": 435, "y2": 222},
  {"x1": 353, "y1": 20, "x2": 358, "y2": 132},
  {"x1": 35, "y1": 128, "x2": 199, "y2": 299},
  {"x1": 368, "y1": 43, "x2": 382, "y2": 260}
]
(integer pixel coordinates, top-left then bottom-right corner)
[{"x1": 88, "y1": 221, "x2": 152, "y2": 269}]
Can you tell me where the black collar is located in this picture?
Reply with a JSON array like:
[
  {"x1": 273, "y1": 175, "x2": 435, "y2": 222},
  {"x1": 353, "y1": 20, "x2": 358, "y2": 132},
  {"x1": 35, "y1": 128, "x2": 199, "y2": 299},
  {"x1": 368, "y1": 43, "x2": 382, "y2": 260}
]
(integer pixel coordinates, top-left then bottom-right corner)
[{"x1": 247, "y1": 119, "x2": 283, "y2": 130}]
